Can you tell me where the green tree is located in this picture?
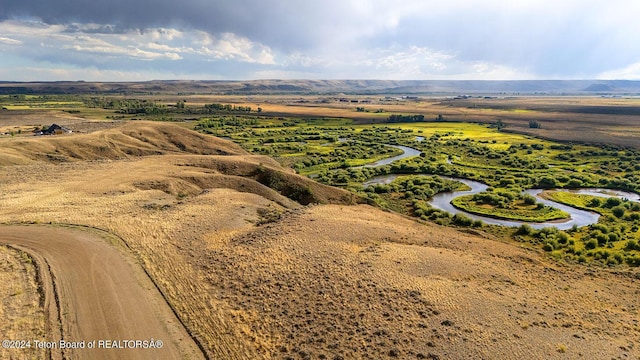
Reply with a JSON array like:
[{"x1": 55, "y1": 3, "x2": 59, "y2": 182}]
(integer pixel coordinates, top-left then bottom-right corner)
[
  {"x1": 587, "y1": 198, "x2": 601, "y2": 207},
  {"x1": 537, "y1": 176, "x2": 558, "y2": 189},
  {"x1": 612, "y1": 206, "x2": 625, "y2": 218},
  {"x1": 585, "y1": 238, "x2": 598, "y2": 249},
  {"x1": 529, "y1": 120, "x2": 542, "y2": 128}
]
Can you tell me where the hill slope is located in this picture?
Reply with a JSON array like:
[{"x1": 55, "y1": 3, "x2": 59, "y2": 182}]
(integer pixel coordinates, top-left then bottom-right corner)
[
  {"x1": 0, "y1": 121, "x2": 361, "y2": 205},
  {"x1": 0, "y1": 121, "x2": 247, "y2": 165}
]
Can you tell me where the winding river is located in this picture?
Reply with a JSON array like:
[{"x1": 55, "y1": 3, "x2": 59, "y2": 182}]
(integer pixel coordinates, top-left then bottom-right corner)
[
  {"x1": 358, "y1": 145, "x2": 639, "y2": 229},
  {"x1": 356, "y1": 145, "x2": 422, "y2": 168}
]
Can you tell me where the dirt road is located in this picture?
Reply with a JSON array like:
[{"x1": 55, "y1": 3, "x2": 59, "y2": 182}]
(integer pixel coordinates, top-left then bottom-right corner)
[{"x1": 0, "y1": 225, "x2": 204, "y2": 360}]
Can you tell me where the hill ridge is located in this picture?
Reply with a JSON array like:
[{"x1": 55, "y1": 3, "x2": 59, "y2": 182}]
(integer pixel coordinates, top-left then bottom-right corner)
[
  {"x1": 0, "y1": 121, "x2": 247, "y2": 165},
  {"x1": 2, "y1": 79, "x2": 640, "y2": 95},
  {"x1": 0, "y1": 121, "x2": 361, "y2": 206}
]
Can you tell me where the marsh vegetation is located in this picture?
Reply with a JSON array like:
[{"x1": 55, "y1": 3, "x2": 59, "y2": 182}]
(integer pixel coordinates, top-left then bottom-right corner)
[{"x1": 189, "y1": 112, "x2": 640, "y2": 266}]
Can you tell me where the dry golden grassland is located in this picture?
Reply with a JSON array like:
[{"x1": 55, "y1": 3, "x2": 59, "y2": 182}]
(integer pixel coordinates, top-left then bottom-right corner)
[
  {"x1": 0, "y1": 245, "x2": 46, "y2": 360},
  {"x1": 0, "y1": 120, "x2": 639, "y2": 359}
]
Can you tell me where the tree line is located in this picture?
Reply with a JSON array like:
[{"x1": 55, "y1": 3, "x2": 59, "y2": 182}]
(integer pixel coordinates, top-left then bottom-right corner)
[{"x1": 387, "y1": 114, "x2": 425, "y2": 123}]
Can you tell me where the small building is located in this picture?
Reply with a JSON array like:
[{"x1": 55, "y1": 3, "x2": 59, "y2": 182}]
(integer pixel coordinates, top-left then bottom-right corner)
[{"x1": 35, "y1": 124, "x2": 72, "y2": 136}]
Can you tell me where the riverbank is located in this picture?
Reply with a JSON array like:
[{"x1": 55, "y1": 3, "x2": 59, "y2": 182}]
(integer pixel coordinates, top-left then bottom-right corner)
[
  {"x1": 363, "y1": 173, "x2": 601, "y2": 230},
  {"x1": 451, "y1": 194, "x2": 570, "y2": 222},
  {"x1": 355, "y1": 144, "x2": 640, "y2": 230}
]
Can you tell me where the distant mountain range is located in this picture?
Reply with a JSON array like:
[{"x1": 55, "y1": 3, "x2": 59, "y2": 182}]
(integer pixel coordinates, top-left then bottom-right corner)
[{"x1": 1, "y1": 79, "x2": 640, "y2": 95}]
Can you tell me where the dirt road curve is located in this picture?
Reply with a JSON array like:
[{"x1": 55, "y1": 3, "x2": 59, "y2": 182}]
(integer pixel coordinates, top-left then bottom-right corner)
[{"x1": 0, "y1": 225, "x2": 204, "y2": 360}]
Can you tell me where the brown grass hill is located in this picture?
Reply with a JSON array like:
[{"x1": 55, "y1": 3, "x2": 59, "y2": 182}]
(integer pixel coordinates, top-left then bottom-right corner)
[
  {"x1": 0, "y1": 121, "x2": 361, "y2": 206},
  {"x1": 0, "y1": 121, "x2": 247, "y2": 165}
]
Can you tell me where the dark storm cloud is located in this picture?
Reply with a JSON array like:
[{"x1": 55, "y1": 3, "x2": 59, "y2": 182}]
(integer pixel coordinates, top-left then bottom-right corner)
[
  {"x1": 0, "y1": 0, "x2": 349, "y2": 51},
  {"x1": 62, "y1": 24, "x2": 128, "y2": 34},
  {"x1": 1, "y1": 0, "x2": 640, "y2": 80}
]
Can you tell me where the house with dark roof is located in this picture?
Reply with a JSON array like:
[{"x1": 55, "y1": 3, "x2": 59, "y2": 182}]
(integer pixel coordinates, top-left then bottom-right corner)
[{"x1": 34, "y1": 124, "x2": 72, "y2": 136}]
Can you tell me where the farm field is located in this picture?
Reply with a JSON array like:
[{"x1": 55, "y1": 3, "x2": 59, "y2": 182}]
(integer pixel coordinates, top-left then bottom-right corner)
[{"x1": 1, "y1": 90, "x2": 640, "y2": 359}]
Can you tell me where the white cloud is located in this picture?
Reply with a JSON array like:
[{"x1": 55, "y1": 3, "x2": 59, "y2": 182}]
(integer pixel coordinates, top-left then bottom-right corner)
[
  {"x1": 0, "y1": 19, "x2": 272, "y2": 69},
  {"x1": 277, "y1": 45, "x2": 532, "y2": 80},
  {"x1": 123, "y1": 28, "x2": 276, "y2": 64},
  {"x1": 195, "y1": 33, "x2": 274, "y2": 64},
  {"x1": 145, "y1": 42, "x2": 187, "y2": 52},
  {"x1": 57, "y1": 35, "x2": 180, "y2": 60},
  {"x1": 283, "y1": 52, "x2": 330, "y2": 68},
  {"x1": 147, "y1": 28, "x2": 183, "y2": 42},
  {"x1": 456, "y1": 62, "x2": 535, "y2": 81},
  {"x1": 0, "y1": 36, "x2": 22, "y2": 45},
  {"x1": 598, "y1": 62, "x2": 640, "y2": 80},
  {"x1": 0, "y1": 66, "x2": 158, "y2": 81},
  {"x1": 372, "y1": 46, "x2": 453, "y2": 73}
]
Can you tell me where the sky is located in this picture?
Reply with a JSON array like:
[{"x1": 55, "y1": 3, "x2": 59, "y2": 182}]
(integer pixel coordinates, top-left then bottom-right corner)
[{"x1": 1, "y1": 0, "x2": 639, "y2": 81}]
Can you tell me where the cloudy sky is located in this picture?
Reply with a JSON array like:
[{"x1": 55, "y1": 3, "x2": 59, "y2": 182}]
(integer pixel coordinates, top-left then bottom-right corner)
[{"x1": 1, "y1": 0, "x2": 639, "y2": 81}]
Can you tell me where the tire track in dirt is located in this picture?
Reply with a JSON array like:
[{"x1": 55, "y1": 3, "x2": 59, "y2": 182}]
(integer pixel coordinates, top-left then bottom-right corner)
[{"x1": 0, "y1": 225, "x2": 204, "y2": 360}]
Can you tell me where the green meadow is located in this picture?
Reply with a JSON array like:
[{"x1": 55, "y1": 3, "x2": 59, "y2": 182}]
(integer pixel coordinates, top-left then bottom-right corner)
[{"x1": 196, "y1": 114, "x2": 640, "y2": 267}]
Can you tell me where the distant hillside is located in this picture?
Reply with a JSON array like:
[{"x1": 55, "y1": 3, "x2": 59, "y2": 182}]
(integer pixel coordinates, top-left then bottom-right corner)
[
  {"x1": 2, "y1": 79, "x2": 640, "y2": 95},
  {"x1": 0, "y1": 121, "x2": 248, "y2": 165},
  {"x1": 0, "y1": 121, "x2": 361, "y2": 205}
]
